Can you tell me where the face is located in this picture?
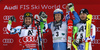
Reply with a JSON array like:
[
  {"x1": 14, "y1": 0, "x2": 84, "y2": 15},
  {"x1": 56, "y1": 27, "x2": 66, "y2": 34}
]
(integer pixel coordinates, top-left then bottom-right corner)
[
  {"x1": 24, "y1": 17, "x2": 32, "y2": 25},
  {"x1": 55, "y1": 13, "x2": 61, "y2": 22},
  {"x1": 80, "y1": 13, "x2": 87, "y2": 20}
]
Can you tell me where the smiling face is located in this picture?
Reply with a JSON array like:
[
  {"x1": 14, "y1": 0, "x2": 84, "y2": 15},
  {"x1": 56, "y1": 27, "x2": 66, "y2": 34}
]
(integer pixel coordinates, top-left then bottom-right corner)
[
  {"x1": 55, "y1": 13, "x2": 62, "y2": 22},
  {"x1": 24, "y1": 17, "x2": 32, "y2": 25},
  {"x1": 80, "y1": 13, "x2": 87, "y2": 20}
]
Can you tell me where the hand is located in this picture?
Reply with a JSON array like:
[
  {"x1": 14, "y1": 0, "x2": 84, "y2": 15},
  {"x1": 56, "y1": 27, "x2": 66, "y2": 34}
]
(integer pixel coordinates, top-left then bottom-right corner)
[
  {"x1": 9, "y1": 16, "x2": 16, "y2": 22},
  {"x1": 40, "y1": 22, "x2": 44, "y2": 33},
  {"x1": 67, "y1": 3, "x2": 75, "y2": 12},
  {"x1": 39, "y1": 12, "x2": 47, "y2": 23},
  {"x1": 67, "y1": 48, "x2": 70, "y2": 50},
  {"x1": 66, "y1": 5, "x2": 70, "y2": 13},
  {"x1": 8, "y1": 16, "x2": 16, "y2": 25},
  {"x1": 73, "y1": 39, "x2": 81, "y2": 46},
  {"x1": 73, "y1": 26, "x2": 78, "y2": 40}
]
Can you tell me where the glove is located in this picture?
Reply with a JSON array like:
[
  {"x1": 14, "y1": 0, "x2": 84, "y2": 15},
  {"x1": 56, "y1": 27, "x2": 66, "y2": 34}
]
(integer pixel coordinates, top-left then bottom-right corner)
[
  {"x1": 8, "y1": 16, "x2": 16, "y2": 25},
  {"x1": 73, "y1": 39, "x2": 82, "y2": 46},
  {"x1": 67, "y1": 48, "x2": 70, "y2": 50},
  {"x1": 9, "y1": 16, "x2": 16, "y2": 22},
  {"x1": 67, "y1": 3, "x2": 75, "y2": 13},
  {"x1": 40, "y1": 22, "x2": 44, "y2": 33},
  {"x1": 66, "y1": 5, "x2": 70, "y2": 13},
  {"x1": 73, "y1": 26, "x2": 78, "y2": 40},
  {"x1": 39, "y1": 12, "x2": 47, "y2": 23}
]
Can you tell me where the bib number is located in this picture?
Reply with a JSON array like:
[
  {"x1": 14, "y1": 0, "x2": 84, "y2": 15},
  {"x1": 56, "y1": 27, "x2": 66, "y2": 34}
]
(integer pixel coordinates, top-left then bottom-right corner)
[{"x1": 56, "y1": 32, "x2": 59, "y2": 37}]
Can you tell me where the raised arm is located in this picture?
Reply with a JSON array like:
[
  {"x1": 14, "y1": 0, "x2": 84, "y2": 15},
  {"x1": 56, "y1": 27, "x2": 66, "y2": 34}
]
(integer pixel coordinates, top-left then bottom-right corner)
[
  {"x1": 72, "y1": 11, "x2": 80, "y2": 25},
  {"x1": 67, "y1": 3, "x2": 80, "y2": 25},
  {"x1": 7, "y1": 16, "x2": 21, "y2": 34}
]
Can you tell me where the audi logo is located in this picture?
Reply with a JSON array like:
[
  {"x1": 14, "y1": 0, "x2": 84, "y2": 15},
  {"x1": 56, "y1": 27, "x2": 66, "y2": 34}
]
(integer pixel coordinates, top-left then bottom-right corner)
[
  {"x1": 92, "y1": 39, "x2": 100, "y2": 44},
  {"x1": 19, "y1": 36, "x2": 47, "y2": 43},
  {"x1": 92, "y1": 39, "x2": 100, "y2": 46},
  {"x1": 3, "y1": 27, "x2": 7, "y2": 32},
  {"x1": 92, "y1": 15, "x2": 100, "y2": 20},
  {"x1": 19, "y1": 14, "x2": 40, "y2": 20},
  {"x1": 19, "y1": 15, "x2": 24, "y2": 20},
  {"x1": 97, "y1": 27, "x2": 100, "y2": 32},
  {"x1": 3, "y1": 27, "x2": 7, "y2": 34},
  {"x1": 22, "y1": 36, "x2": 37, "y2": 43},
  {"x1": 2, "y1": 38, "x2": 14, "y2": 43},
  {"x1": 19, "y1": 14, "x2": 40, "y2": 22},
  {"x1": 3, "y1": 15, "x2": 13, "y2": 20}
]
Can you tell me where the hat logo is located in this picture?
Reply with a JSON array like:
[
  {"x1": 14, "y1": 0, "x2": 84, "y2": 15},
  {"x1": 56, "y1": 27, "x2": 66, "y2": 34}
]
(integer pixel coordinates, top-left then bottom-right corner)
[{"x1": 26, "y1": 13, "x2": 30, "y2": 16}]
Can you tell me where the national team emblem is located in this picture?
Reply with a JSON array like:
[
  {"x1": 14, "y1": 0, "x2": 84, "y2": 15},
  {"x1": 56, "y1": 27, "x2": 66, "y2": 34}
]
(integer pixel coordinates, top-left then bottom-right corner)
[{"x1": 26, "y1": 13, "x2": 30, "y2": 16}]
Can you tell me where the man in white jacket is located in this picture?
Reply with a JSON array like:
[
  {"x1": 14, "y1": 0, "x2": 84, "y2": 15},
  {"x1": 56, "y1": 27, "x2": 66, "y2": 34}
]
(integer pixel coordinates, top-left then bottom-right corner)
[
  {"x1": 7, "y1": 12, "x2": 37, "y2": 50},
  {"x1": 74, "y1": 9, "x2": 96, "y2": 50}
]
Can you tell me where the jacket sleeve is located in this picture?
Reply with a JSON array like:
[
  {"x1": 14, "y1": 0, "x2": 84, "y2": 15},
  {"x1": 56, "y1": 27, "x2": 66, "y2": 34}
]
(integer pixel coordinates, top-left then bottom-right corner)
[
  {"x1": 7, "y1": 24, "x2": 21, "y2": 34},
  {"x1": 65, "y1": 12, "x2": 70, "y2": 23},
  {"x1": 42, "y1": 22, "x2": 52, "y2": 33},
  {"x1": 72, "y1": 11, "x2": 80, "y2": 25}
]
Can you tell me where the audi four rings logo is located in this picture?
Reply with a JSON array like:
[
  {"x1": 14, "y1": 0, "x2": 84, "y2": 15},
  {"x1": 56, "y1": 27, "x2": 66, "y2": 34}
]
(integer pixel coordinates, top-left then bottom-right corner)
[
  {"x1": 97, "y1": 27, "x2": 100, "y2": 32},
  {"x1": 92, "y1": 15, "x2": 100, "y2": 20},
  {"x1": 3, "y1": 15, "x2": 13, "y2": 23},
  {"x1": 3, "y1": 15, "x2": 12, "y2": 20},
  {"x1": 71, "y1": 15, "x2": 100, "y2": 22},
  {"x1": 3, "y1": 27, "x2": 7, "y2": 31},
  {"x1": 19, "y1": 15, "x2": 24, "y2": 22},
  {"x1": 19, "y1": 36, "x2": 47, "y2": 43},
  {"x1": 3, "y1": 27, "x2": 7, "y2": 34},
  {"x1": 19, "y1": 15, "x2": 24, "y2": 20},
  {"x1": 2, "y1": 38, "x2": 14, "y2": 43},
  {"x1": 22, "y1": 36, "x2": 37, "y2": 43},
  {"x1": 19, "y1": 14, "x2": 39, "y2": 22},
  {"x1": 92, "y1": 39, "x2": 100, "y2": 44}
]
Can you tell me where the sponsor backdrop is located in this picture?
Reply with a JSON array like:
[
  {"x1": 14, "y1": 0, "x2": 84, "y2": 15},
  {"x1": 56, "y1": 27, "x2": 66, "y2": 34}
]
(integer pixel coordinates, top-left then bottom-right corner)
[{"x1": 0, "y1": 0, "x2": 100, "y2": 50}]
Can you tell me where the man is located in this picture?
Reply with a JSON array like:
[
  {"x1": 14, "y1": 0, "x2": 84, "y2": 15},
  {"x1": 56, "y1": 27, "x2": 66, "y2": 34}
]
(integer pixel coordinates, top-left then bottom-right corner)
[
  {"x1": 73, "y1": 9, "x2": 96, "y2": 50},
  {"x1": 7, "y1": 12, "x2": 37, "y2": 50},
  {"x1": 43, "y1": 3, "x2": 80, "y2": 50}
]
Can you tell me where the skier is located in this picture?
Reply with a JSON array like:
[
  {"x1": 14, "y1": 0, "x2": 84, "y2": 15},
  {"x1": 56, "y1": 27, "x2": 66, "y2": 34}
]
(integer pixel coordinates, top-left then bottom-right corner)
[
  {"x1": 73, "y1": 8, "x2": 96, "y2": 50},
  {"x1": 43, "y1": 3, "x2": 80, "y2": 50},
  {"x1": 7, "y1": 12, "x2": 38, "y2": 50}
]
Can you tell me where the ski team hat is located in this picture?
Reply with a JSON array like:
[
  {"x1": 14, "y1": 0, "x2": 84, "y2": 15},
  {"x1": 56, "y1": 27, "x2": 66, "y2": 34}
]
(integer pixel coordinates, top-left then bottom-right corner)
[
  {"x1": 24, "y1": 12, "x2": 33, "y2": 17},
  {"x1": 53, "y1": 8, "x2": 63, "y2": 14},
  {"x1": 79, "y1": 9, "x2": 89, "y2": 15},
  {"x1": 53, "y1": 8, "x2": 64, "y2": 20}
]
